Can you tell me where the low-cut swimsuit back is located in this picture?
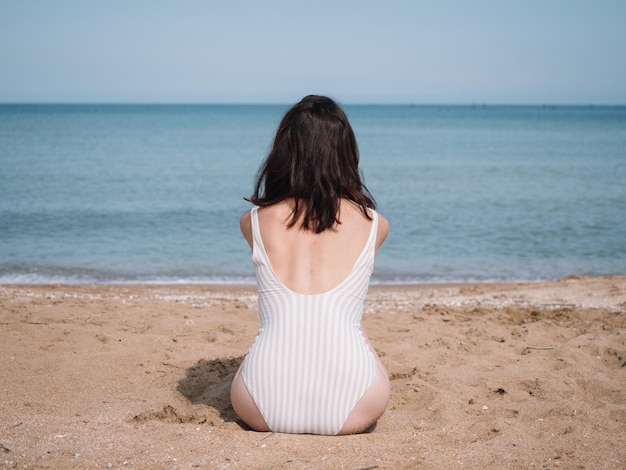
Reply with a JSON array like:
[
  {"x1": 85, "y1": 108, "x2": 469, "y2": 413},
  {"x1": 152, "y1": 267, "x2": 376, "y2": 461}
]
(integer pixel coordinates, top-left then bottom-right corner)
[{"x1": 240, "y1": 206, "x2": 379, "y2": 435}]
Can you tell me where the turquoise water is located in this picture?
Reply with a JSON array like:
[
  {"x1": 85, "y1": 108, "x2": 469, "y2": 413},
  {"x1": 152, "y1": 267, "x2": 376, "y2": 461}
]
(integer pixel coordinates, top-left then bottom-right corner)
[{"x1": 1, "y1": 104, "x2": 624, "y2": 284}]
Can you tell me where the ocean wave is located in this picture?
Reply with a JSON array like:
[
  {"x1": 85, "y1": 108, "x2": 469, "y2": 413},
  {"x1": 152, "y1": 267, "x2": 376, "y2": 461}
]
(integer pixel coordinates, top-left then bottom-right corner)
[{"x1": 0, "y1": 265, "x2": 535, "y2": 286}]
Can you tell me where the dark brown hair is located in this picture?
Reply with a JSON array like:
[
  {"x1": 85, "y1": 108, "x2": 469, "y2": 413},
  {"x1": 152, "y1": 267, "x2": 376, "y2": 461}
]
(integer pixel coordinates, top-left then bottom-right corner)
[{"x1": 247, "y1": 95, "x2": 375, "y2": 233}]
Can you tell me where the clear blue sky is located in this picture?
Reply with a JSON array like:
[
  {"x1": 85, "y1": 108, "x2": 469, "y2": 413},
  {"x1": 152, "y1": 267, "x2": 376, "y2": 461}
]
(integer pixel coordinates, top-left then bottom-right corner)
[{"x1": 1, "y1": 0, "x2": 625, "y2": 104}]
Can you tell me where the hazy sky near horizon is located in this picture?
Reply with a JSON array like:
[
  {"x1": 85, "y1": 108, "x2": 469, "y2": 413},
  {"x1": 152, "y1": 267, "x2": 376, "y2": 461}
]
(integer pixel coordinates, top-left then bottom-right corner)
[{"x1": 1, "y1": 0, "x2": 625, "y2": 104}]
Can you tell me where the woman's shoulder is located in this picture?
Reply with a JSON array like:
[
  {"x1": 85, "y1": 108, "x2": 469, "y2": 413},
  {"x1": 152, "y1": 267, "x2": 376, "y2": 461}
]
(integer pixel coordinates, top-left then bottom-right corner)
[
  {"x1": 240, "y1": 209, "x2": 253, "y2": 248},
  {"x1": 240, "y1": 208, "x2": 252, "y2": 227},
  {"x1": 343, "y1": 200, "x2": 388, "y2": 225},
  {"x1": 340, "y1": 200, "x2": 389, "y2": 248},
  {"x1": 375, "y1": 212, "x2": 389, "y2": 248},
  {"x1": 373, "y1": 210, "x2": 389, "y2": 229}
]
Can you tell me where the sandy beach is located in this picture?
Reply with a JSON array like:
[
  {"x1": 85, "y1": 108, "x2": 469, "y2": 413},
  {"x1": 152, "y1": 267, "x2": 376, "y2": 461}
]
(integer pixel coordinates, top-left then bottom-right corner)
[{"x1": 1, "y1": 276, "x2": 624, "y2": 469}]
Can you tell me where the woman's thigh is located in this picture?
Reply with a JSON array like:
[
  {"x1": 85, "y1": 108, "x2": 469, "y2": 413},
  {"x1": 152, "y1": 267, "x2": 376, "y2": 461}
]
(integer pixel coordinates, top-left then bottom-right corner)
[
  {"x1": 230, "y1": 366, "x2": 271, "y2": 432},
  {"x1": 337, "y1": 362, "x2": 391, "y2": 435}
]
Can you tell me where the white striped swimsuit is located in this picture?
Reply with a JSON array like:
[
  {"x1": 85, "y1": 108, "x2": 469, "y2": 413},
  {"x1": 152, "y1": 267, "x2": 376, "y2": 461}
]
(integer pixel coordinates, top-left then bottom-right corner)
[{"x1": 240, "y1": 206, "x2": 378, "y2": 435}]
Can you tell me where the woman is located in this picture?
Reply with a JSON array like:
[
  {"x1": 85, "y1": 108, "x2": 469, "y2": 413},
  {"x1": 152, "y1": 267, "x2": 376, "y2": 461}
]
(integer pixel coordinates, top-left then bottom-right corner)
[{"x1": 230, "y1": 95, "x2": 390, "y2": 435}]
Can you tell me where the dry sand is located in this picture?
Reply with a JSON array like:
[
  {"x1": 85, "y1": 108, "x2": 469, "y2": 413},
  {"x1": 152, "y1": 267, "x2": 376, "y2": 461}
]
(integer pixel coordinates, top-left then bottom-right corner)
[{"x1": 1, "y1": 276, "x2": 625, "y2": 469}]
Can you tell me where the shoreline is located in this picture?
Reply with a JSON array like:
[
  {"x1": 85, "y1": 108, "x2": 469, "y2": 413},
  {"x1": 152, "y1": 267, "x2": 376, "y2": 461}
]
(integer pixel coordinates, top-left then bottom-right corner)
[
  {"x1": 1, "y1": 276, "x2": 624, "y2": 468},
  {"x1": 2, "y1": 274, "x2": 623, "y2": 308},
  {"x1": 0, "y1": 271, "x2": 614, "y2": 288}
]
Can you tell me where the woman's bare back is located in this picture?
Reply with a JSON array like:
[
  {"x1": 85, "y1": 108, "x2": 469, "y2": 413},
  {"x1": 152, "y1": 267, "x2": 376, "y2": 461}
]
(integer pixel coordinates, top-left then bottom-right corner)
[{"x1": 240, "y1": 199, "x2": 388, "y2": 295}]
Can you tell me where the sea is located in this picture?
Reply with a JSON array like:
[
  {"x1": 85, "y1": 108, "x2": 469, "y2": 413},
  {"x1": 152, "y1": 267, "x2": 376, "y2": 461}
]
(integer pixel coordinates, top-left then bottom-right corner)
[{"x1": 1, "y1": 104, "x2": 625, "y2": 285}]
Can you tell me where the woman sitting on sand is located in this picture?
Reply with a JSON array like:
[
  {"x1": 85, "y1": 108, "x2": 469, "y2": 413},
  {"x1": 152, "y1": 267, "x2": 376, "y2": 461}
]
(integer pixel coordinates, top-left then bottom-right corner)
[{"x1": 230, "y1": 95, "x2": 390, "y2": 435}]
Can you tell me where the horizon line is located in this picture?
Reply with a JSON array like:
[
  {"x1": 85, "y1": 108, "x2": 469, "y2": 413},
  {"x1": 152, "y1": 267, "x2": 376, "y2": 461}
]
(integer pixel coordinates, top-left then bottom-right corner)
[{"x1": 1, "y1": 101, "x2": 625, "y2": 107}]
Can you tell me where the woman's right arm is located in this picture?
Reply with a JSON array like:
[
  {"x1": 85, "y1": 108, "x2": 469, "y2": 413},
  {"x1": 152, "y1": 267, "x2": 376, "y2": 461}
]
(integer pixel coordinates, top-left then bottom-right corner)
[{"x1": 240, "y1": 210, "x2": 253, "y2": 250}]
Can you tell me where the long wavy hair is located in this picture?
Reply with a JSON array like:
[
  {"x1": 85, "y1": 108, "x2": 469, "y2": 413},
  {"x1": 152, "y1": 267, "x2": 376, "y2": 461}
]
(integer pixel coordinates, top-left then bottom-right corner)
[{"x1": 247, "y1": 95, "x2": 375, "y2": 233}]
